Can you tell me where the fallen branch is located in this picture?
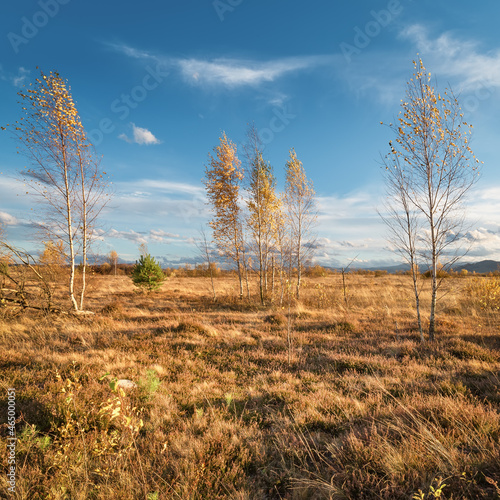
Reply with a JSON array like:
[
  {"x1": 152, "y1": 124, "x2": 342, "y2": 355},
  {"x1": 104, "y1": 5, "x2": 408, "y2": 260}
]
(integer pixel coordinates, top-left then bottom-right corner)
[{"x1": 0, "y1": 296, "x2": 61, "y2": 313}]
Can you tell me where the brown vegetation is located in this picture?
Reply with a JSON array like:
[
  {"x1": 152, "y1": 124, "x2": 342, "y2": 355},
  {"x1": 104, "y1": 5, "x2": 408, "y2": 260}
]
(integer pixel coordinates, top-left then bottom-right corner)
[{"x1": 1, "y1": 273, "x2": 499, "y2": 499}]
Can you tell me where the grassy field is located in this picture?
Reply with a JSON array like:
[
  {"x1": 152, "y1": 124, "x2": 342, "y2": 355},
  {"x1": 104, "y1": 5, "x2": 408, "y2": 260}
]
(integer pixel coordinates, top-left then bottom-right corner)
[{"x1": 1, "y1": 273, "x2": 500, "y2": 499}]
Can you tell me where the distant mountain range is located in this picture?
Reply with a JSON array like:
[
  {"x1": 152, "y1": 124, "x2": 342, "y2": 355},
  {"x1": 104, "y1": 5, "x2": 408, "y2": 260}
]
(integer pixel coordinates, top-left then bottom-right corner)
[
  {"x1": 452, "y1": 260, "x2": 500, "y2": 274},
  {"x1": 360, "y1": 260, "x2": 500, "y2": 274}
]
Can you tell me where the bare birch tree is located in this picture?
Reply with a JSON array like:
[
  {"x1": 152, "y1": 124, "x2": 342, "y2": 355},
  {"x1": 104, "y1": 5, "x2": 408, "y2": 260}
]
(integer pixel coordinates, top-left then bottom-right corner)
[
  {"x1": 380, "y1": 153, "x2": 424, "y2": 341},
  {"x1": 76, "y1": 146, "x2": 109, "y2": 310},
  {"x1": 383, "y1": 58, "x2": 481, "y2": 340},
  {"x1": 284, "y1": 149, "x2": 317, "y2": 300},
  {"x1": 274, "y1": 196, "x2": 290, "y2": 307},
  {"x1": 2, "y1": 70, "x2": 109, "y2": 311}
]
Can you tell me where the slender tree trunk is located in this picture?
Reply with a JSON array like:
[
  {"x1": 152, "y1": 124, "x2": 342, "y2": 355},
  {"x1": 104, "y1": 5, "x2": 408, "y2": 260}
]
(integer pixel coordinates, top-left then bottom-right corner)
[
  {"x1": 279, "y1": 264, "x2": 285, "y2": 307},
  {"x1": 236, "y1": 259, "x2": 243, "y2": 300},
  {"x1": 342, "y1": 268, "x2": 350, "y2": 309},
  {"x1": 80, "y1": 231, "x2": 87, "y2": 310},
  {"x1": 257, "y1": 180, "x2": 264, "y2": 305},
  {"x1": 271, "y1": 254, "x2": 275, "y2": 301},
  {"x1": 258, "y1": 239, "x2": 264, "y2": 305},
  {"x1": 78, "y1": 152, "x2": 87, "y2": 311},
  {"x1": 404, "y1": 206, "x2": 424, "y2": 341},
  {"x1": 296, "y1": 218, "x2": 303, "y2": 300},
  {"x1": 278, "y1": 230, "x2": 287, "y2": 307},
  {"x1": 244, "y1": 261, "x2": 250, "y2": 299},
  {"x1": 428, "y1": 187, "x2": 437, "y2": 341},
  {"x1": 410, "y1": 262, "x2": 424, "y2": 341},
  {"x1": 60, "y1": 130, "x2": 78, "y2": 311},
  {"x1": 233, "y1": 229, "x2": 244, "y2": 300},
  {"x1": 296, "y1": 245, "x2": 302, "y2": 300},
  {"x1": 415, "y1": 283, "x2": 423, "y2": 341},
  {"x1": 296, "y1": 264, "x2": 302, "y2": 300},
  {"x1": 264, "y1": 239, "x2": 268, "y2": 296},
  {"x1": 209, "y1": 264, "x2": 217, "y2": 302},
  {"x1": 241, "y1": 244, "x2": 250, "y2": 299},
  {"x1": 287, "y1": 293, "x2": 292, "y2": 365},
  {"x1": 429, "y1": 252, "x2": 438, "y2": 341}
]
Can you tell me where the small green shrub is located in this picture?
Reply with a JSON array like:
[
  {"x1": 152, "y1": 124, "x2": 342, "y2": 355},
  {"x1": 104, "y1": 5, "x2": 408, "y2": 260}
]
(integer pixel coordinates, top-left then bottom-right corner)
[
  {"x1": 139, "y1": 369, "x2": 161, "y2": 402},
  {"x1": 131, "y1": 254, "x2": 165, "y2": 292}
]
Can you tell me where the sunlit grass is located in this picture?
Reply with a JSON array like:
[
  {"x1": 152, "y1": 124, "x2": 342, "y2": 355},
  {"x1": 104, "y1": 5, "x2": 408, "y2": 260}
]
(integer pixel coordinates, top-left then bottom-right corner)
[{"x1": 0, "y1": 273, "x2": 499, "y2": 499}]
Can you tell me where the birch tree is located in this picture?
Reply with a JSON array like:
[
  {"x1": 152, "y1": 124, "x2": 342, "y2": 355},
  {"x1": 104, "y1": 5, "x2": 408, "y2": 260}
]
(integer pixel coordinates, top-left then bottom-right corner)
[
  {"x1": 108, "y1": 250, "x2": 119, "y2": 276},
  {"x1": 284, "y1": 149, "x2": 317, "y2": 300},
  {"x1": 76, "y1": 145, "x2": 109, "y2": 309},
  {"x1": 274, "y1": 196, "x2": 290, "y2": 306},
  {"x1": 244, "y1": 126, "x2": 281, "y2": 304},
  {"x1": 204, "y1": 133, "x2": 245, "y2": 299},
  {"x1": 383, "y1": 58, "x2": 481, "y2": 340},
  {"x1": 2, "y1": 70, "x2": 109, "y2": 311},
  {"x1": 380, "y1": 153, "x2": 424, "y2": 341}
]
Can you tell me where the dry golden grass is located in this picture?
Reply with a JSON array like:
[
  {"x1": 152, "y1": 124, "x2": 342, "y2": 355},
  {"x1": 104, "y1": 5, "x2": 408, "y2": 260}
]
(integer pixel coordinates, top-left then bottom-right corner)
[{"x1": 1, "y1": 273, "x2": 499, "y2": 499}]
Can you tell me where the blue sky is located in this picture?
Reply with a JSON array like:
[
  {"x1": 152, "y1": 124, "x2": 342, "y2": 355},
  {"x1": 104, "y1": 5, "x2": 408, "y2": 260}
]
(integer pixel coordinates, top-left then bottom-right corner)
[{"x1": 1, "y1": 0, "x2": 500, "y2": 267}]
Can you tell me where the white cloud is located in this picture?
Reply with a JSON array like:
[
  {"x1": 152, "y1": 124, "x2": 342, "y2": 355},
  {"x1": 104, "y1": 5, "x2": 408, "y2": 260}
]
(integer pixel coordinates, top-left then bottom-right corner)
[
  {"x1": 177, "y1": 56, "x2": 334, "y2": 88},
  {"x1": 108, "y1": 229, "x2": 148, "y2": 244},
  {"x1": 110, "y1": 43, "x2": 336, "y2": 89},
  {"x1": 313, "y1": 181, "x2": 500, "y2": 266},
  {"x1": 134, "y1": 179, "x2": 205, "y2": 196},
  {"x1": 0, "y1": 66, "x2": 30, "y2": 88},
  {"x1": 399, "y1": 25, "x2": 500, "y2": 92},
  {"x1": 150, "y1": 230, "x2": 180, "y2": 242},
  {"x1": 0, "y1": 211, "x2": 18, "y2": 226},
  {"x1": 102, "y1": 177, "x2": 209, "y2": 231},
  {"x1": 109, "y1": 44, "x2": 157, "y2": 61},
  {"x1": 336, "y1": 25, "x2": 500, "y2": 107},
  {"x1": 119, "y1": 123, "x2": 161, "y2": 145},
  {"x1": 462, "y1": 227, "x2": 500, "y2": 258},
  {"x1": 104, "y1": 228, "x2": 189, "y2": 247},
  {"x1": 12, "y1": 67, "x2": 30, "y2": 87}
]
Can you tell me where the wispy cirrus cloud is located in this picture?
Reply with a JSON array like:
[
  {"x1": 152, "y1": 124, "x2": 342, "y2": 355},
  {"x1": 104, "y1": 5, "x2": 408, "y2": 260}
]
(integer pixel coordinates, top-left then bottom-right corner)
[
  {"x1": 337, "y1": 24, "x2": 500, "y2": 106},
  {"x1": 0, "y1": 65, "x2": 30, "y2": 87},
  {"x1": 177, "y1": 56, "x2": 335, "y2": 88},
  {"x1": 130, "y1": 179, "x2": 205, "y2": 196},
  {"x1": 400, "y1": 24, "x2": 500, "y2": 92},
  {"x1": 150, "y1": 229, "x2": 180, "y2": 242},
  {"x1": 104, "y1": 177, "x2": 208, "y2": 232},
  {"x1": 107, "y1": 229, "x2": 148, "y2": 244},
  {"x1": 105, "y1": 228, "x2": 182, "y2": 245},
  {"x1": 108, "y1": 42, "x2": 336, "y2": 89}
]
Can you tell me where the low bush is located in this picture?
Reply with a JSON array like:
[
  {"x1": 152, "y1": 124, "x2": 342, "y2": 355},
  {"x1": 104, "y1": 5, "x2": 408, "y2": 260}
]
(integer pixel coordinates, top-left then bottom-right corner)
[
  {"x1": 465, "y1": 277, "x2": 500, "y2": 311},
  {"x1": 131, "y1": 254, "x2": 165, "y2": 292}
]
